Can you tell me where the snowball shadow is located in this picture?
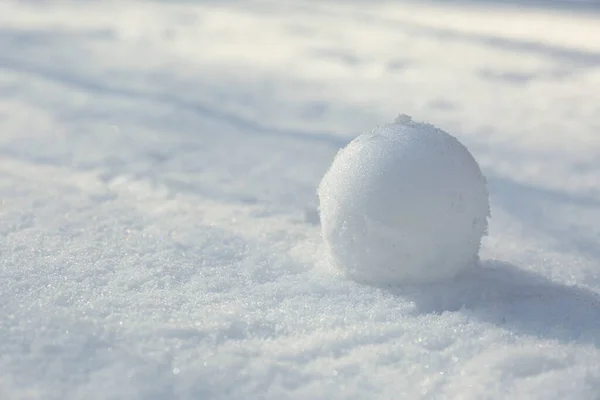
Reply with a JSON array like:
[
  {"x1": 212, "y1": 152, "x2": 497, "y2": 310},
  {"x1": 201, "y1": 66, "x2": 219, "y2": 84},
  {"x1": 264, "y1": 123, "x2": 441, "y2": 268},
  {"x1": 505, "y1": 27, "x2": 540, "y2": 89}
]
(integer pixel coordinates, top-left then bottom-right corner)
[{"x1": 388, "y1": 260, "x2": 600, "y2": 347}]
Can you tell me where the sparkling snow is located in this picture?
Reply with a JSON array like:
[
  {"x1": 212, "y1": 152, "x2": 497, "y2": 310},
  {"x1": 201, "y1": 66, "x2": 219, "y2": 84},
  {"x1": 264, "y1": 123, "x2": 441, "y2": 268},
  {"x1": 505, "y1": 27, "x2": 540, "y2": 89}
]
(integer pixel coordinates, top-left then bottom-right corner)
[
  {"x1": 1, "y1": 1, "x2": 600, "y2": 399},
  {"x1": 318, "y1": 115, "x2": 490, "y2": 285}
]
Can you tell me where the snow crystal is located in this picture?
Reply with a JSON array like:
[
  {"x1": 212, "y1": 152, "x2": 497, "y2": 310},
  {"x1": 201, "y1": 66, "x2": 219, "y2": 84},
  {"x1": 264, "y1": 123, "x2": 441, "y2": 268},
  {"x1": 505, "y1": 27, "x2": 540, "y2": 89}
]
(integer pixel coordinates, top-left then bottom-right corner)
[{"x1": 318, "y1": 115, "x2": 490, "y2": 285}]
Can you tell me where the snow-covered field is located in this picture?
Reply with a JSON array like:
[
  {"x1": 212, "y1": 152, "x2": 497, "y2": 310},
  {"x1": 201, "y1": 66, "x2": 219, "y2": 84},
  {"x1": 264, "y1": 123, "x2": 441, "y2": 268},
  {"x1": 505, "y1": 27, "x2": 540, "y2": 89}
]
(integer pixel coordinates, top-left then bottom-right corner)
[{"x1": 2, "y1": 0, "x2": 600, "y2": 398}]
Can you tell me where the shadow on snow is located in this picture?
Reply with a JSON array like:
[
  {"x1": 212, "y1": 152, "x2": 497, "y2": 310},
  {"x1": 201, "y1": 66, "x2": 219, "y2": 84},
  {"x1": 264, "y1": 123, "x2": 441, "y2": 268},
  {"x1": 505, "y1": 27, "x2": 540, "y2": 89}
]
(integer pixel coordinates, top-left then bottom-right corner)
[{"x1": 386, "y1": 260, "x2": 600, "y2": 347}]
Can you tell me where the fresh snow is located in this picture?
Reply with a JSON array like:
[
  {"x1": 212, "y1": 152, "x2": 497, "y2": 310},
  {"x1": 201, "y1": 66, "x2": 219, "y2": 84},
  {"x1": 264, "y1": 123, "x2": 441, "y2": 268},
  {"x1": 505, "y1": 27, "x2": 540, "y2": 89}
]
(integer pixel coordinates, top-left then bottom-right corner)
[{"x1": 1, "y1": 0, "x2": 600, "y2": 399}]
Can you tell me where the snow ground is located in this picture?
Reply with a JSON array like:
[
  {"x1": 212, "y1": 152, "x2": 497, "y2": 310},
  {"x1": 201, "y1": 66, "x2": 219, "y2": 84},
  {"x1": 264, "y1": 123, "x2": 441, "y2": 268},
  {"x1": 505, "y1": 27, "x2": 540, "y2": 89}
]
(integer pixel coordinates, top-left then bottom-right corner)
[{"x1": 1, "y1": 0, "x2": 600, "y2": 398}]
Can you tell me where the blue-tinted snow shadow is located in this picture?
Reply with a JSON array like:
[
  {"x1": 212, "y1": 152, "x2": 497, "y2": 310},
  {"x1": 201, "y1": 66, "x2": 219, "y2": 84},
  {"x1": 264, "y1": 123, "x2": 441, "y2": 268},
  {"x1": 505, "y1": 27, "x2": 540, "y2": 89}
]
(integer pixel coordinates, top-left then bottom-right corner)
[
  {"x1": 488, "y1": 175, "x2": 600, "y2": 262},
  {"x1": 265, "y1": 0, "x2": 600, "y2": 68},
  {"x1": 0, "y1": 59, "x2": 347, "y2": 150},
  {"x1": 389, "y1": 260, "x2": 600, "y2": 346},
  {"x1": 0, "y1": 26, "x2": 354, "y2": 208},
  {"x1": 348, "y1": 9, "x2": 600, "y2": 68},
  {"x1": 0, "y1": 28, "x2": 349, "y2": 150},
  {"x1": 391, "y1": 174, "x2": 600, "y2": 345}
]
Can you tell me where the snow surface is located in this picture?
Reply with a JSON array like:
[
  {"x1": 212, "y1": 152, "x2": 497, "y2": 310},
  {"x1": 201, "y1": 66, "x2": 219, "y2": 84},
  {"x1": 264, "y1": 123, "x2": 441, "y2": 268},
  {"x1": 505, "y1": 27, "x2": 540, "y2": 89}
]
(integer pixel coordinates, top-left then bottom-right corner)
[
  {"x1": 318, "y1": 115, "x2": 490, "y2": 285},
  {"x1": 1, "y1": 0, "x2": 600, "y2": 399}
]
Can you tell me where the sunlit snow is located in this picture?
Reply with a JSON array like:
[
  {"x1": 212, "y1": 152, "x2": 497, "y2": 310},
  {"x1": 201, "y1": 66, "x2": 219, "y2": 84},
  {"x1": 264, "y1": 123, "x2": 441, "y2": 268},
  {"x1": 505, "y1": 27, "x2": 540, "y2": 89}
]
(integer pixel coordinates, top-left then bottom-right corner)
[{"x1": 1, "y1": 1, "x2": 600, "y2": 399}]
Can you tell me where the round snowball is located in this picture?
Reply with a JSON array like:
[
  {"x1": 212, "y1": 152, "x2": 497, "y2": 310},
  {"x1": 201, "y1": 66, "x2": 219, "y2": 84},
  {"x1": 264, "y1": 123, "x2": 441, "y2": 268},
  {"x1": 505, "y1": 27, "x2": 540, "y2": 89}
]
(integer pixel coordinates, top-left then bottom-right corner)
[{"x1": 318, "y1": 115, "x2": 490, "y2": 285}]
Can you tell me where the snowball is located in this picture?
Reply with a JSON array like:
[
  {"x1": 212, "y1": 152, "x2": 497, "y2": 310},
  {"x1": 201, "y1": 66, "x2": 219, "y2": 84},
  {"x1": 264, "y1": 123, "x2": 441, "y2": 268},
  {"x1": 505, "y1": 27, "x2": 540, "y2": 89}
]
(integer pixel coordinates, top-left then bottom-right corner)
[{"x1": 318, "y1": 115, "x2": 490, "y2": 285}]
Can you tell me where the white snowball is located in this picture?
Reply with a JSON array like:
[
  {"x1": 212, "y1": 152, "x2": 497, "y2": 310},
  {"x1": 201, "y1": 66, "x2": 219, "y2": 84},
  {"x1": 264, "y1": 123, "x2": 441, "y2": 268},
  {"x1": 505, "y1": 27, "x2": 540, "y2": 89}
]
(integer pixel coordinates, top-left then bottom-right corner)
[{"x1": 318, "y1": 115, "x2": 490, "y2": 285}]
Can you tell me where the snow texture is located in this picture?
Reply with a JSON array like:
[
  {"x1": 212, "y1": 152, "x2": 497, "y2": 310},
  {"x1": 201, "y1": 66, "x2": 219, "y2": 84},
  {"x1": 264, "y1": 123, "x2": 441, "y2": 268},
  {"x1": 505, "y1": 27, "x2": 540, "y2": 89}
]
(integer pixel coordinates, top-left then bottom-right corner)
[
  {"x1": 1, "y1": 0, "x2": 600, "y2": 399},
  {"x1": 319, "y1": 114, "x2": 490, "y2": 285}
]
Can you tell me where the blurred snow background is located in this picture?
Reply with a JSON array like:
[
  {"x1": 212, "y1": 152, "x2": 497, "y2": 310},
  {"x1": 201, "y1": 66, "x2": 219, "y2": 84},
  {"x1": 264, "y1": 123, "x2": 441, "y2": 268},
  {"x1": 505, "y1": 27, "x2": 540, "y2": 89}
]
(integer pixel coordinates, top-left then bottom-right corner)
[{"x1": 1, "y1": 0, "x2": 600, "y2": 398}]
